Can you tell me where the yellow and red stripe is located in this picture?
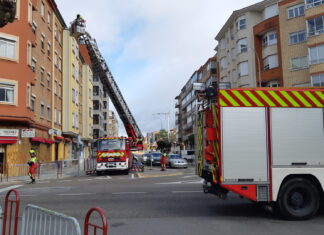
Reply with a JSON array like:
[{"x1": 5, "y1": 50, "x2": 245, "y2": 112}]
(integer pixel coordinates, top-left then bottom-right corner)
[{"x1": 219, "y1": 88, "x2": 324, "y2": 108}]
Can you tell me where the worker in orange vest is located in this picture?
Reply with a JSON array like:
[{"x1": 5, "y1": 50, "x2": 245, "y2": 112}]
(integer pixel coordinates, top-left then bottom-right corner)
[
  {"x1": 27, "y1": 149, "x2": 37, "y2": 184},
  {"x1": 160, "y1": 151, "x2": 167, "y2": 171}
]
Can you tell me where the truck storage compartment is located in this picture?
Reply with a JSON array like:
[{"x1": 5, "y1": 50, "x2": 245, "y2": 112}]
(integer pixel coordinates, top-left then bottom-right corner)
[
  {"x1": 271, "y1": 108, "x2": 324, "y2": 166},
  {"x1": 221, "y1": 107, "x2": 268, "y2": 183}
]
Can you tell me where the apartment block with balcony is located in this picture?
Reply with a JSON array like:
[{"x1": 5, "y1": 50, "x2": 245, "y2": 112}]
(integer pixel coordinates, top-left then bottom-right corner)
[
  {"x1": 175, "y1": 57, "x2": 218, "y2": 149},
  {"x1": 108, "y1": 110, "x2": 119, "y2": 137},
  {"x1": 216, "y1": 0, "x2": 281, "y2": 88},
  {"x1": 279, "y1": 0, "x2": 324, "y2": 87},
  {"x1": 0, "y1": 0, "x2": 66, "y2": 167},
  {"x1": 92, "y1": 75, "x2": 109, "y2": 139}
]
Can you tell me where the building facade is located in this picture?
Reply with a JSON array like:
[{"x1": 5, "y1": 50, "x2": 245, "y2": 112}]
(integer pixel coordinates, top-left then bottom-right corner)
[
  {"x1": 0, "y1": 0, "x2": 66, "y2": 168},
  {"x1": 108, "y1": 110, "x2": 118, "y2": 137},
  {"x1": 279, "y1": 0, "x2": 324, "y2": 87}
]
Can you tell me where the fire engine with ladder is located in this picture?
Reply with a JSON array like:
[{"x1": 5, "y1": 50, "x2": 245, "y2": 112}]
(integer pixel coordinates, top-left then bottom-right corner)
[
  {"x1": 196, "y1": 85, "x2": 324, "y2": 220},
  {"x1": 71, "y1": 16, "x2": 143, "y2": 175}
]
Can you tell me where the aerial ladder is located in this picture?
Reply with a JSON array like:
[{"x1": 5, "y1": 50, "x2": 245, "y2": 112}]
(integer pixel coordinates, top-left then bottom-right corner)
[
  {"x1": 71, "y1": 15, "x2": 144, "y2": 150},
  {"x1": 0, "y1": 0, "x2": 16, "y2": 27}
]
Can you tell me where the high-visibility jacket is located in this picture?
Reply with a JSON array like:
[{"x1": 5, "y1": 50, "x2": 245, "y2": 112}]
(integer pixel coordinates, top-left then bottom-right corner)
[{"x1": 160, "y1": 154, "x2": 167, "y2": 164}]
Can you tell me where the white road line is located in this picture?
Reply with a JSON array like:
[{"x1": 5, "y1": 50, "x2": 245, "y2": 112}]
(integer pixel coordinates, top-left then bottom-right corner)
[
  {"x1": 56, "y1": 193, "x2": 95, "y2": 196},
  {"x1": 155, "y1": 181, "x2": 183, "y2": 185},
  {"x1": 58, "y1": 180, "x2": 72, "y2": 182},
  {"x1": 95, "y1": 176, "x2": 111, "y2": 179},
  {"x1": 78, "y1": 179, "x2": 93, "y2": 182},
  {"x1": 172, "y1": 191, "x2": 202, "y2": 194},
  {"x1": 37, "y1": 181, "x2": 50, "y2": 184},
  {"x1": 155, "y1": 179, "x2": 203, "y2": 185},
  {"x1": 0, "y1": 185, "x2": 23, "y2": 193},
  {"x1": 112, "y1": 192, "x2": 147, "y2": 195},
  {"x1": 182, "y1": 175, "x2": 197, "y2": 178}
]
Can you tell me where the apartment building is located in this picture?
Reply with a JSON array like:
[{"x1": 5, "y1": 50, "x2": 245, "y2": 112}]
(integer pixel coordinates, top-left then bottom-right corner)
[
  {"x1": 279, "y1": 0, "x2": 324, "y2": 87},
  {"x1": 216, "y1": 0, "x2": 282, "y2": 88},
  {"x1": 92, "y1": 75, "x2": 109, "y2": 139},
  {"x1": 108, "y1": 110, "x2": 119, "y2": 137},
  {"x1": 175, "y1": 56, "x2": 217, "y2": 148},
  {"x1": 0, "y1": 0, "x2": 66, "y2": 166}
]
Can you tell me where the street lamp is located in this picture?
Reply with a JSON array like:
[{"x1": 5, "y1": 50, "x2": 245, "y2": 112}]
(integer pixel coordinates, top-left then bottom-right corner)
[{"x1": 248, "y1": 46, "x2": 262, "y2": 88}]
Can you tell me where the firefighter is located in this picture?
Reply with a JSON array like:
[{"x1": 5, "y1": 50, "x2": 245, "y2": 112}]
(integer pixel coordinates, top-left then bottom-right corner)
[
  {"x1": 27, "y1": 149, "x2": 37, "y2": 184},
  {"x1": 160, "y1": 151, "x2": 167, "y2": 171}
]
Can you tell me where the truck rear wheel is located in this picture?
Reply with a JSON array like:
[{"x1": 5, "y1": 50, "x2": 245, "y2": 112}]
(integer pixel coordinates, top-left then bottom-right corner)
[{"x1": 277, "y1": 178, "x2": 319, "y2": 220}]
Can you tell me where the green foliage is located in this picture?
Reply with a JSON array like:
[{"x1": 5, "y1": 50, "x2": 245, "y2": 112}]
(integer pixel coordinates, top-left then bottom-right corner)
[
  {"x1": 155, "y1": 129, "x2": 168, "y2": 142},
  {"x1": 188, "y1": 134, "x2": 195, "y2": 146},
  {"x1": 157, "y1": 140, "x2": 171, "y2": 151}
]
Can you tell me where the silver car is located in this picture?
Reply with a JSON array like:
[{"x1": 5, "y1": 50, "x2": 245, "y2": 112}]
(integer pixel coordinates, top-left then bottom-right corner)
[{"x1": 167, "y1": 154, "x2": 188, "y2": 168}]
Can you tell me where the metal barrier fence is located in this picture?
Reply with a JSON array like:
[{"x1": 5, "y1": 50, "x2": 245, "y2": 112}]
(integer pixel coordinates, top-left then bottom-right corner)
[
  {"x1": 84, "y1": 158, "x2": 96, "y2": 175},
  {"x1": 20, "y1": 204, "x2": 82, "y2": 235},
  {"x1": 2, "y1": 189, "x2": 20, "y2": 235},
  {"x1": 84, "y1": 207, "x2": 108, "y2": 235}
]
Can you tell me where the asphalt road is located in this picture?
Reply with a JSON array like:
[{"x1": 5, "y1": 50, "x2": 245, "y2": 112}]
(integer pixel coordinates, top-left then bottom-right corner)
[{"x1": 1, "y1": 167, "x2": 324, "y2": 235}]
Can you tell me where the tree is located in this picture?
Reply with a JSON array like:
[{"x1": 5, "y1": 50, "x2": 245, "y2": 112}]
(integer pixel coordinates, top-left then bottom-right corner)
[
  {"x1": 155, "y1": 129, "x2": 168, "y2": 142},
  {"x1": 157, "y1": 140, "x2": 171, "y2": 151},
  {"x1": 155, "y1": 129, "x2": 171, "y2": 151}
]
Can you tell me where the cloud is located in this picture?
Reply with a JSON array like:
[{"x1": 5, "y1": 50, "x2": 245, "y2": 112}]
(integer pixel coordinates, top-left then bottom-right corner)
[{"x1": 56, "y1": 0, "x2": 260, "y2": 136}]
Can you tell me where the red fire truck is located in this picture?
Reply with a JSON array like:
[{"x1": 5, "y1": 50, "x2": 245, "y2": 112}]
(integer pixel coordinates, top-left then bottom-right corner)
[{"x1": 197, "y1": 87, "x2": 324, "y2": 220}]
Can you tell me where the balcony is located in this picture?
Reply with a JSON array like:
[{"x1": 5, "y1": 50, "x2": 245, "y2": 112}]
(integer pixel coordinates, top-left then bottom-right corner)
[{"x1": 175, "y1": 102, "x2": 180, "y2": 108}]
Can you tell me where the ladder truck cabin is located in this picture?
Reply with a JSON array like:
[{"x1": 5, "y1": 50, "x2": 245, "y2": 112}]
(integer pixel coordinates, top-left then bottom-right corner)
[
  {"x1": 195, "y1": 85, "x2": 324, "y2": 220},
  {"x1": 70, "y1": 16, "x2": 144, "y2": 175}
]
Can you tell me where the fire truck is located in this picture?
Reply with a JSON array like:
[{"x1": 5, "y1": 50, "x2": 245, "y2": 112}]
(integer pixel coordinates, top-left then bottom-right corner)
[
  {"x1": 196, "y1": 86, "x2": 324, "y2": 220},
  {"x1": 70, "y1": 16, "x2": 143, "y2": 174}
]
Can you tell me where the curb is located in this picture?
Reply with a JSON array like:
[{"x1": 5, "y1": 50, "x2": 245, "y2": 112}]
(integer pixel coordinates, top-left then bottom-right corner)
[{"x1": 136, "y1": 172, "x2": 183, "y2": 178}]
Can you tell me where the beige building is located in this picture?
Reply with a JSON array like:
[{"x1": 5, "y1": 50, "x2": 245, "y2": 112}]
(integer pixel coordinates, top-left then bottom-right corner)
[
  {"x1": 279, "y1": 0, "x2": 324, "y2": 87},
  {"x1": 215, "y1": 0, "x2": 281, "y2": 88},
  {"x1": 108, "y1": 110, "x2": 119, "y2": 137}
]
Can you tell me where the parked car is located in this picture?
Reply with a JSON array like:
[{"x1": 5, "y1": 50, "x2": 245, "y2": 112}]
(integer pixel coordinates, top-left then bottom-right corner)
[
  {"x1": 167, "y1": 154, "x2": 188, "y2": 168},
  {"x1": 140, "y1": 153, "x2": 150, "y2": 164},
  {"x1": 180, "y1": 150, "x2": 195, "y2": 163},
  {"x1": 146, "y1": 152, "x2": 162, "y2": 166}
]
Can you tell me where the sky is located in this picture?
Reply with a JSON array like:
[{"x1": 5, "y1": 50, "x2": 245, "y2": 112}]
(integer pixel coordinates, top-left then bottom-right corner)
[{"x1": 56, "y1": 0, "x2": 260, "y2": 136}]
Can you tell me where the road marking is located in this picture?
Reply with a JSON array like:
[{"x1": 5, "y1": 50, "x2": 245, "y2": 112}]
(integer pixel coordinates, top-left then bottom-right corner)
[
  {"x1": 156, "y1": 181, "x2": 182, "y2": 185},
  {"x1": 172, "y1": 191, "x2": 202, "y2": 194},
  {"x1": 58, "y1": 180, "x2": 73, "y2": 182},
  {"x1": 137, "y1": 172, "x2": 183, "y2": 178},
  {"x1": 112, "y1": 192, "x2": 147, "y2": 195},
  {"x1": 182, "y1": 175, "x2": 197, "y2": 178},
  {"x1": 37, "y1": 181, "x2": 50, "y2": 184},
  {"x1": 95, "y1": 176, "x2": 111, "y2": 179},
  {"x1": 56, "y1": 193, "x2": 95, "y2": 196},
  {"x1": 0, "y1": 185, "x2": 23, "y2": 193},
  {"x1": 78, "y1": 179, "x2": 93, "y2": 182},
  {"x1": 156, "y1": 179, "x2": 203, "y2": 185},
  {"x1": 131, "y1": 174, "x2": 134, "y2": 179}
]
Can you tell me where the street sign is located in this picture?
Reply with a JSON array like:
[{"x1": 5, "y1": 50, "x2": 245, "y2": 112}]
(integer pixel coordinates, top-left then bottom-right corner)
[
  {"x1": 0, "y1": 129, "x2": 19, "y2": 137},
  {"x1": 22, "y1": 129, "x2": 35, "y2": 138}
]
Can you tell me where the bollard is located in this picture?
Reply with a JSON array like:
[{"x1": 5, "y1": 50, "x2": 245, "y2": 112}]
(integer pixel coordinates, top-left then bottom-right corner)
[
  {"x1": 84, "y1": 207, "x2": 108, "y2": 235},
  {"x1": 2, "y1": 189, "x2": 20, "y2": 235}
]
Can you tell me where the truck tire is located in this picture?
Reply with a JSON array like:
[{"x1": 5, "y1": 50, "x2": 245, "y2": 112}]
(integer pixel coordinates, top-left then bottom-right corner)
[
  {"x1": 123, "y1": 169, "x2": 130, "y2": 175},
  {"x1": 277, "y1": 178, "x2": 319, "y2": 220}
]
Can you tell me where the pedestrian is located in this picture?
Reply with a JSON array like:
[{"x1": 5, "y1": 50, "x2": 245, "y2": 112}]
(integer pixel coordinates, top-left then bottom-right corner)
[
  {"x1": 27, "y1": 149, "x2": 37, "y2": 184},
  {"x1": 160, "y1": 151, "x2": 167, "y2": 171}
]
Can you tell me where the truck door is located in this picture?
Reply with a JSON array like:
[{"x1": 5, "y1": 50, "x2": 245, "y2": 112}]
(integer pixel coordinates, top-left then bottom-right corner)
[{"x1": 221, "y1": 107, "x2": 268, "y2": 184}]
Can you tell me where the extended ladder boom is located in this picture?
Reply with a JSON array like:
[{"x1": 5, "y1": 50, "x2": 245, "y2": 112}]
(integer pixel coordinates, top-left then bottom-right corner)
[{"x1": 80, "y1": 32, "x2": 143, "y2": 148}]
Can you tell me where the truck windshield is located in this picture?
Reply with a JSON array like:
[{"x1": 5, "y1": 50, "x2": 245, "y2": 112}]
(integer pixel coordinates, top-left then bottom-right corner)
[{"x1": 98, "y1": 139, "x2": 125, "y2": 151}]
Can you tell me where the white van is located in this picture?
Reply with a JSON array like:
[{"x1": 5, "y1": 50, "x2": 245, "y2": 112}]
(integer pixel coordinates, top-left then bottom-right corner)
[{"x1": 180, "y1": 150, "x2": 195, "y2": 162}]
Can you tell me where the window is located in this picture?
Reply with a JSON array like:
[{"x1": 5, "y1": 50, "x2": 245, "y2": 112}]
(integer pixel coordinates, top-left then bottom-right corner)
[
  {"x1": 58, "y1": 110, "x2": 61, "y2": 124},
  {"x1": 27, "y1": 41, "x2": 32, "y2": 66},
  {"x1": 93, "y1": 100, "x2": 100, "y2": 110},
  {"x1": 220, "y1": 57, "x2": 227, "y2": 70},
  {"x1": 0, "y1": 83, "x2": 14, "y2": 103},
  {"x1": 309, "y1": 44, "x2": 324, "y2": 64},
  {"x1": 75, "y1": 114, "x2": 79, "y2": 129},
  {"x1": 58, "y1": 83, "x2": 62, "y2": 96},
  {"x1": 54, "y1": 80, "x2": 57, "y2": 94},
  {"x1": 47, "y1": 42, "x2": 51, "y2": 57},
  {"x1": 238, "y1": 61, "x2": 249, "y2": 77},
  {"x1": 47, "y1": 73, "x2": 51, "y2": 87},
  {"x1": 236, "y1": 15, "x2": 246, "y2": 31},
  {"x1": 287, "y1": 4, "x2": 304, "y2": 19},
  {"x1": 41, "y1": 2, "x2": 45, "y2": 17},
  {"x1": 219, "y1": 38, "x2": 226, "y2": 50},
  {"x1": 27, "y1": 83, "x2": 31, "y2": 107},
  {"x1": 40, "y1": 34, "x2": 45, "y2": 50},
  {"x1": 237, "y1": 38, "x2": 247, "y2": 53},
  {"x1": 54, "y1": 51, "x2": 58, "y2": 66},
  {"x1": 0, "y1": 36, "x2": 17, "y2": 60},
  {"x1": 31, "y1": 95, "x2": 35, "y2": 111},
  {"x1": 307, "y1": 15, "x2": 324, "y2": 36},
  {"x1": 58, "y1": 57, "x2": 62, "y2": 70},
  {"x1": 47, "y1": 106, "x2": 50, "y2": 120},
  {"x1": 75, "y1": 91, "x2": 78, "y2": 105},
  {"x1": 47, "y1": 11, "x2": 51, "y2": 25},
  {"x1": 305, "y1": 0, "x2": 324, "y2": 9},
  {"x1": 311, "y1": 73, "x2": 324, "y2": 86},
  {"x1": 28, "y1": 1, "x2": 33, "y2": 23},
  {"x1": 89, "y1": 107, "x2": 92, "y2": 118},
  {"x1": 93, "y1": 114, "x2": 99, "y2": 124},
  {"x1": 54, "y1": 24, "x2": 58, "y2": 39},
  {"x1": 40, "y1": 68, "x2": 45, "y2": 82},
  {"x1": 72, "y1": 112, "x2": 75, "y2": 127},
  {"x1": 93, "y1": 86, "x2": 99, "y2": 96},
  {"x1": 54, "y1": 108, "x2": 57, "y2": 123},
  {"x1": 262, "y1": 31, "x2": 277, "y2": 47},
  {"x1": 31, "y1": 58, "x2": 36, "y2": 72},
  {"x1": 103, "y1": 101, "x2": 107, "y2": 109},
  {"x1": 289, "y1": 30, "x2": 306, "y2": 44},
  {"x1": 264, "y1": 54, "x2": 279, "y2": 70},
  {"x1": 40, "y1": 103, "x2": 45, "y2": 117},
  {"x1": 263, "y1": 4, "x2": 278, "y2": 20},
  {"x1": 72, "y1": 64, "x2": 75, "y2": 78},
  {"x1": 72, "y1": 88, "x2": 75, "y2": 103},
  {"x1": 291, "y1": 56, "x2": 308, "y2": 70}
]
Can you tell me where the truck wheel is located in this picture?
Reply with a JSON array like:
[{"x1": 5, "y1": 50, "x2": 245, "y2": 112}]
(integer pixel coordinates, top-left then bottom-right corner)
[
  {"x1": 96, "y1": 171, "x2": 102, "y2": 176},
  {"x1": 277, "y1": 178, "x2": 319, "y2": 220},
  {"x1": 123, "y1": 169, "x2": 129, "y2": 175}
]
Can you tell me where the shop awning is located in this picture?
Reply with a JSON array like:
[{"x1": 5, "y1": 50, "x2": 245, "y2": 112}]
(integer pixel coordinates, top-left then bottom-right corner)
[
  {"x1": 54, "y1": 136, "x2": 64, "y2": 140},
  {"x1": 30, "y1": 137, "x2": 54, "y2": 144},
  {"x1": 0, "y1": 136, "x2": 18, "y2": 144}
]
